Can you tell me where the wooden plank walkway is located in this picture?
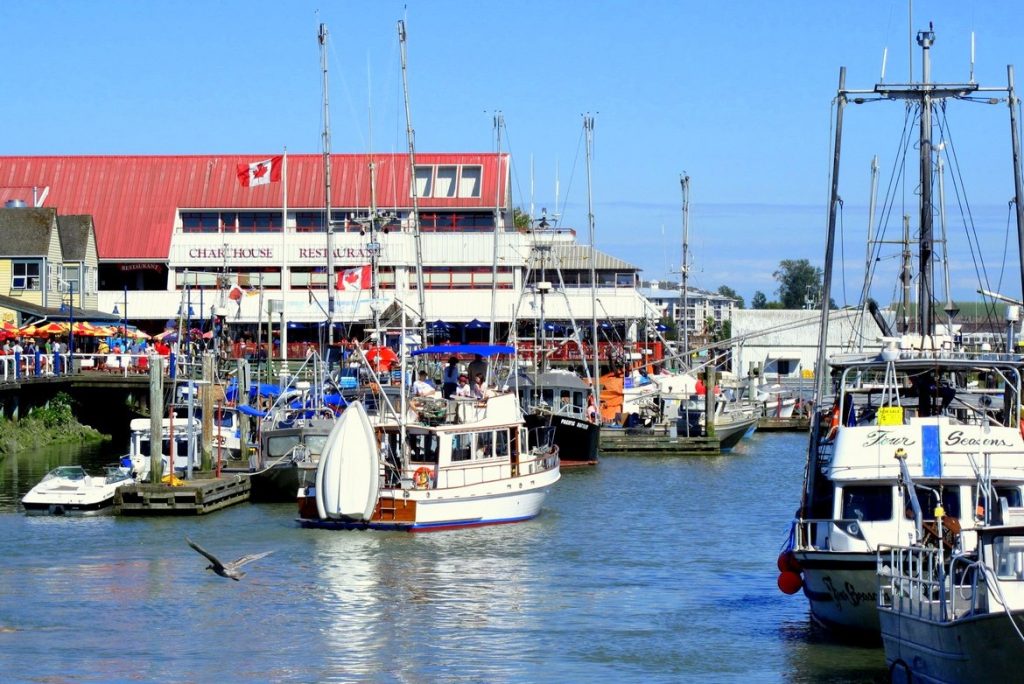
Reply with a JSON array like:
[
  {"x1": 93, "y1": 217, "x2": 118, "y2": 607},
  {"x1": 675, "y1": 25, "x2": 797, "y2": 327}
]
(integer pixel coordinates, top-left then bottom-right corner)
[
  {"x1": 114, "y1": 474, "x2": 250, "y2": 515},
  {"x1": 600, "y1": 428, "x2": 722, "y2": 455}
]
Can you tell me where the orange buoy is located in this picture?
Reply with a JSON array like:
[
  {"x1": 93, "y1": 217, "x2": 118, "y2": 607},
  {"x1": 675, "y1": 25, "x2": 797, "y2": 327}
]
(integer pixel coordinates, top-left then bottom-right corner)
[
  {"x1": 777, "y1": 571, "x2": 802, "y2": 595},
  {"x1": 777, "y1": 551, "x2": 801, "y2": 573}
]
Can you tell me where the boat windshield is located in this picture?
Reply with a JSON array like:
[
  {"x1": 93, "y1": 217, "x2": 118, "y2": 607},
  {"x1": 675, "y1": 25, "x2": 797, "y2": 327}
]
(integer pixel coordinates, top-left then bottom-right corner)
[
  {"x1": 104, "y1": 466, "x2": 132, "y2": 484},
  {"x1": 44, "y1": 466, "x2": 87, "y2": 482}
]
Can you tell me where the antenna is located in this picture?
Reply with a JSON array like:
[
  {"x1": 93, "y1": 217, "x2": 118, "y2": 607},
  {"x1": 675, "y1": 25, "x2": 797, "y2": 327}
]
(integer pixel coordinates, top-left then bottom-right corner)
[
  {"x1": 970, "y1": 31, "x2": 976, "y2": 83},
  {"x1": 880, "y1": 46, "x2": 888, "y2": 82},
  {"x1": 554, "y1": 159, "x2": 560, "y2": 218}
]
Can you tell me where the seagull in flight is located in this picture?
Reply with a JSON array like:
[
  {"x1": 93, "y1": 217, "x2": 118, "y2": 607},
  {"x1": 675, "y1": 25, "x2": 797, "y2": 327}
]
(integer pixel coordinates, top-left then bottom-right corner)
[{"x1": 186, "y1": 536, "x2": 274, "y2": 581}]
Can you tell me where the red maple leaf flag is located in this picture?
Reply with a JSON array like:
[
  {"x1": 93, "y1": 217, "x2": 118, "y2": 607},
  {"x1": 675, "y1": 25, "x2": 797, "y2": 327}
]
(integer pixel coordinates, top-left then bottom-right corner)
[
  {"x1": 227, "y1": 283, "x2": 244, "y2": 301},
  {"x1": 236, "y1": 155, "x2": 284, "y2": 187},
  {"x1": 336, "y1": 265, "x2": 371, "y2": 291}
]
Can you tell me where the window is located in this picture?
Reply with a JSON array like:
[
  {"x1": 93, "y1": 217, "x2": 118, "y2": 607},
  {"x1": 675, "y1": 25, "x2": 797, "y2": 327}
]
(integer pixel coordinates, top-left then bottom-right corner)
[
  {"x1": 906, "y1": 486, "x2": 961, "y2": 520},
  {"x1": 616, "y1": 272, "x2": 636, "y2": 288},
  {"x1": 12, "y1": 260, "x2": 41, "y2": 290},
  {"x1": 495, "y1": 430, "x2": 509, "y2": 458},
  {"x1": 62, "y1": 264, "x2": 81, "y2": 295},
  {"x1": 475, "y1": 431, "x2": 494, "y2": 459},
  {"x1": 976, "y1": 486, "x2": 1024, "y2": 516},
  {"x1": 237, "y1": 212, "x2": 282, "y2": 233},
  {"x1": 295, "y1": 211, "x2": 325, "y2": 233},
  {"x1": 176, "y1": 268, "x2": 280, "y2": 289},
  {"x1": 459, "y1": 166, "x2": 482, "y2": 197},
  {"x1": 841, "y1": 485, "x2": 893, "y2": 522},
  {"x1": 435, "y1": 166, "x2": 457, "y2": 198},
  {"x1": 414, "y1": 166, "x2": 433, "y2": 198},
  {"x1": 451, "y1": 433, "x2": 472, "y2": 462},
  {"x1": 417, "y1": 266, "x2": 513, "y2": 290},
  {"x1": 290, "y1": 267, "x2": 393, "y2": 290},
  {"x1": 409, "y1": 433, "x2": 439, "y2": 463},
  {"x1": 181, "y1": 212, "x2": 222, "y2": 233}
]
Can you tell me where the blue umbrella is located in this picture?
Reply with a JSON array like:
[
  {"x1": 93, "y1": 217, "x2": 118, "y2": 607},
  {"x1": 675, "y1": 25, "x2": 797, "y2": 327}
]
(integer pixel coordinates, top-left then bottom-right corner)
[
  {"x1": 430, "y1": 320, "x2": 453, "y2": 330},
  {"x1": 656, "y1": 323, "x2": 669, "y2": 332},
  {"x1": 465, "y1": 319, "x2": 490, "y2": 329}
]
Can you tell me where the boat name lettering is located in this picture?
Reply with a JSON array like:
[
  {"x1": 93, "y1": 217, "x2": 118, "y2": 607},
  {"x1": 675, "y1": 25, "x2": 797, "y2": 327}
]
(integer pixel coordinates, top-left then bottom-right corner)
[
  {"x1": 822, "y1": 576, "x2": 876, "y2": 610},
  {"x1": 944, "y1": 431, "x2": 1014, "y2": 448},
  {"x1": 188, "y1": 247, "x2": 275, "y2": 260},
  {"x1": 861, "y1": 430, "x2": 915, "y2": 447}
]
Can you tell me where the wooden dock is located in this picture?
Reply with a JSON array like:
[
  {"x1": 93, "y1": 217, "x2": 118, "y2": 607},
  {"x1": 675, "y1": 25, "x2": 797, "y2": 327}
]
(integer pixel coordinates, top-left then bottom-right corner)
[
  {"x1": 114, "y1": 474, "x2": 251, "y2": 515},
  {"x1": 756, "y1": 416, "x2": 810, "y2": 432},
  {"x1": 600, "y1": 428, "x2": 722, "y2": 455}
]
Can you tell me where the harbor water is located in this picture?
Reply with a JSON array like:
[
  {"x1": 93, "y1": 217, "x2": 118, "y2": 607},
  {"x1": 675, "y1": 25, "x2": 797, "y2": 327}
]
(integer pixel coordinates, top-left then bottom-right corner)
[{"x1": 0, "y1": 433, "x2": 886, "y2": 682}]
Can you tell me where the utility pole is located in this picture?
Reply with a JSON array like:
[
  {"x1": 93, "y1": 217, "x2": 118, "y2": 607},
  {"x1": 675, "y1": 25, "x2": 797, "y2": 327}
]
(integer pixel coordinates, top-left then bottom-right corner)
[{"x1": 319, "y1": 23, "x2": 336, "y2": 347}]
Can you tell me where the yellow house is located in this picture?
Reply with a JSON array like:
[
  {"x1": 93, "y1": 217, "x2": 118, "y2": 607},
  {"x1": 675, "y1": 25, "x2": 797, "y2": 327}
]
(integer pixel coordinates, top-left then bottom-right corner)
[{"x1": 0, "y1": 207, "x2": 105, "y2": 325}]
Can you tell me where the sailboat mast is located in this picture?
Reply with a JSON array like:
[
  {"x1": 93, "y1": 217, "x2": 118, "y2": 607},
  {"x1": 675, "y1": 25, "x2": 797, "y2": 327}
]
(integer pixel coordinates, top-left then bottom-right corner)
[
  {"x1": 1008, "y1": 65, "x2": 1024, "y2": 303},
  {"x1": 584, "y1": 114, "x2": 600, "y2": 408},
  {"x1": 397, "y1": 20, "x2": 427, "y2": 342},
  {"x1": 319, "y1": 23, "x2": 336, "y2": 347},
  {"x1": 489, "y1": 113, "x2": 504, "y2": 346},
  {"x1": 369, "y1": 162, "x2": 382, "y2": 345},
  {"x1": 680, "y1": 174, "x2": 690, "y2": 366},
  {"x1": 918, "y1": 27, "x2": 936, "y2": 338}
]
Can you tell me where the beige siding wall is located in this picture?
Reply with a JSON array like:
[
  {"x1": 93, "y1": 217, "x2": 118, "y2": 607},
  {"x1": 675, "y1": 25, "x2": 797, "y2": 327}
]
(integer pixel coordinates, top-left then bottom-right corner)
[
  {"x1": 44, "y1": 230, "x2": 62, "y2": 308},
  {"x1": 82, "y1": 229, "x2": 99, "y2": 309},
  {"x1": 0, "y1": 258, "x2": 44, "y2": 307}
]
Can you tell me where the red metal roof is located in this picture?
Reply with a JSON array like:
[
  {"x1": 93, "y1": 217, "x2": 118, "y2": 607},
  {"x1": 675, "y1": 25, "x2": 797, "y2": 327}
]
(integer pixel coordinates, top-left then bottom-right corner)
[{"x1": 0, "y1": 153, "x2": 508, "y2": 260}]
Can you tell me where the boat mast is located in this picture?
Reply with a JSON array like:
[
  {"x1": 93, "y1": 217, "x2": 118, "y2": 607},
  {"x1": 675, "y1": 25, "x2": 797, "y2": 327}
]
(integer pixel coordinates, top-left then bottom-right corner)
[
  {"x1": 489, "y1": 112, "x2": 504, "y2": 347},
  {"x1": 680, "y1": 174, "x2": 690, "y2": 368},
  {"x1": 1008, "y1": 65, "x2": 1024, "y2": 304},
  {"x1": 319, "y1": 23, "x2": 336, "y2": 347},
  {"x1": 397, "y1": 20, "x2": 427, "y2": 343},
  {"x1": 918, "y1": 26, "x2": 936, "y2": 338},
  {"x1": 584, "y1": 114, "x2": 600, "y2": 409},
  {"x1": 369, "y1": 163, "x2": 382, "y2": 346}
]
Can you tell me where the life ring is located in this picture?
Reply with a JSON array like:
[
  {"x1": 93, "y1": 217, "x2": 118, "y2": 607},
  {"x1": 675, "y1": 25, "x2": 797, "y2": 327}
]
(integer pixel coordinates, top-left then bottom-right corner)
[
  {"x1": 826, "y1": 405, "x2": 840, "y2": 440},
  {"x1": 413, "y1": 467, "x2": 433, "y2": 489}
]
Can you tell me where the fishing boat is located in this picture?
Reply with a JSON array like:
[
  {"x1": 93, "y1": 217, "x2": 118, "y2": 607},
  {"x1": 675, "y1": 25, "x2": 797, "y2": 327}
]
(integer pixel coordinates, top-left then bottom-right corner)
[
  {"x1": 298, "y1": 344, "x2": 560, "y2": 531},
  {"x1": 781, "y1": 25, "x2": 1024, "y2": 638},
  {"x1": 678, "y1": 395, "x2": 758, "y2": 451},
  {"x1": 22, "y1": 465, "x2": 134, "y2": 515},
  {"x1": 878, "y1": 514, "x2": 1024, "y2": 682},
  {"x1": 127, "y1": 416, "x2": 201, "y2": 477},
  {"x1": 519, "y1": 369, "x2": 599, "y2": 467}
]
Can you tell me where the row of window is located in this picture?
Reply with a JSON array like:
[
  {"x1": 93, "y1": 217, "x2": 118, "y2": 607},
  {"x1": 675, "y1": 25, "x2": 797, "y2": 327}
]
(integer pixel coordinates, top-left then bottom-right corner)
[
  {"x1": 182, "y1": 210, "x2": 501, "y2": 234},
  {"x1": 11, "y1": 260, "x2": 96, "y2": 294},
  {"x1": 414, "y1": 165, "x2": 482, "y2": 199},
  {"x1": 841, "y1": 484, "x2": 1023, "y2": 522},
  {"x1": 174, "y1": 267, "x2": 517, "y2": 291},
  {"x1": 527, "y1": 270, "x2": 638, "y2": 289}
]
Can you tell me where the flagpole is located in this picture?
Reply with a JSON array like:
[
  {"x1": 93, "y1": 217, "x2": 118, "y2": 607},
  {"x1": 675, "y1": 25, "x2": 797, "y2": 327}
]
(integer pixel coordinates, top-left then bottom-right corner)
[{"x1": 282, "y1": 147, "x2": 288, "y2": 335}]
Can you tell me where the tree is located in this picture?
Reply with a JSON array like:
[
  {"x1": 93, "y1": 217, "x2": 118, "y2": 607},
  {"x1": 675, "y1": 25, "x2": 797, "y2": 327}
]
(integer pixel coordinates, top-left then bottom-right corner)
[
  {"x1": 717, "y1": 285, "x2": 744, "y2": 309},
  {"x1": 774, "y1": 259, "x2": 823, "y2": 309},
  {"x1": 513, "y1": 207, "x2": 531, "y2": 231},
  {"x1": 751, "y1": 291, "x2": 768, "y2": 309}
]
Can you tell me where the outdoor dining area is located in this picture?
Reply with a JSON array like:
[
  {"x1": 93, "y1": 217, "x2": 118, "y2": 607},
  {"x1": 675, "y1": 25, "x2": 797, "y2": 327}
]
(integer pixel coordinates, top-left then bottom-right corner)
[{"x1": 0, "y1": 319, "x2": 155, "y2": 382}]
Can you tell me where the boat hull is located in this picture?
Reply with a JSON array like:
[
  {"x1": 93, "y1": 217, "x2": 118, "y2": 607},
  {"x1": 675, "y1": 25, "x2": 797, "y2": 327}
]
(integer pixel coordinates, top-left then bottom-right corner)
[
  {"x1": 247, "y1": 465, "x2": 301, "y2": 503},
  {"x1": 714, "y1": 416, "x2": 758, "y2": 451},
  {"x1": 880, "y1": 609, "x2": 1024, "y2": 683},
  {"x1": 524, "y1": 412, "x2": 598, "y2": 467},
  {"x1": 299, "y1": 466, "x2": 560, "y2": 532},
  {"x1": 22, "y1": 498, "x2": 115, "y2": 516},
  {"x1": 794, "y1": 550, "x2": 880, "y2": 638}
]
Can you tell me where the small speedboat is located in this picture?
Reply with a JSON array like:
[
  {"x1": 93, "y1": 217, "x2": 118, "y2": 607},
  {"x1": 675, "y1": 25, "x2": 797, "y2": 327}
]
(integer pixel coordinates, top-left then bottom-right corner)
[{"x1": 22, "y1": 465, "x2": 133, "y2": 515}]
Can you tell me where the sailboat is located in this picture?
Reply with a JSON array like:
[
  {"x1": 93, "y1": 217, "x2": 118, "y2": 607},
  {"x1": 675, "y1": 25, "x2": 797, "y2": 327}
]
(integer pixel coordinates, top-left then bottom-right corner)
[{"x1": 780, "y1": 25, "x2": 1024, "y2": 638}]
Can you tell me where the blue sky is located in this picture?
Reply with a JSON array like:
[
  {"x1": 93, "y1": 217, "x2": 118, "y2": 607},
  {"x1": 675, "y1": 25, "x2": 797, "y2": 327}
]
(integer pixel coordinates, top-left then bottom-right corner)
[{"x1": 5, "y1": 1, "x2": 1024, "y2": 306}]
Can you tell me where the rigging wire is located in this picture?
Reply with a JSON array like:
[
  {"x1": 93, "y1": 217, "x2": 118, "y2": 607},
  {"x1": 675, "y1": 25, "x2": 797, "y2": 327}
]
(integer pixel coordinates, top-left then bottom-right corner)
[{"x1": 554, "y1": 125, "x2": 585, "y2": 231}]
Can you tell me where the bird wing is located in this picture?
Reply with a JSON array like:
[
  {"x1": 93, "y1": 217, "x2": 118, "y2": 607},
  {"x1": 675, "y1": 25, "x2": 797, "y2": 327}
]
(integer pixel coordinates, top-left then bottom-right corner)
[
  {"x1": 230, "y1": 550, "x2": 274, "y2": 568},
  {"x1": 186, "y1": 536, "x2": 225, "y2": 571}
]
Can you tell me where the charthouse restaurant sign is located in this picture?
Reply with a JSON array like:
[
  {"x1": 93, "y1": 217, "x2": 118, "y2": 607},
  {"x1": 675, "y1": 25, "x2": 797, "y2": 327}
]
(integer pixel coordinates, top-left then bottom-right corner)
[{"x1": 179, "y1": 244, "x2": 374, "y2": 264}]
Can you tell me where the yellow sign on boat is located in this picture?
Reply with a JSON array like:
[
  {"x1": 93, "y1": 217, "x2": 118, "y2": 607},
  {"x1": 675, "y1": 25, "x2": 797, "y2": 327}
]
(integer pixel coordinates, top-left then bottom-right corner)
[{"x1": 877, "y1": 406, "x2": 903, "y2": 426}]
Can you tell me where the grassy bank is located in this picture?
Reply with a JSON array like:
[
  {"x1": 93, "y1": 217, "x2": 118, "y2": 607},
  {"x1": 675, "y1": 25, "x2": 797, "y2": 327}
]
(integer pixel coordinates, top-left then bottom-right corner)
[{"x1": 0, "y1": 393, "x2": 110, "y2": 454}]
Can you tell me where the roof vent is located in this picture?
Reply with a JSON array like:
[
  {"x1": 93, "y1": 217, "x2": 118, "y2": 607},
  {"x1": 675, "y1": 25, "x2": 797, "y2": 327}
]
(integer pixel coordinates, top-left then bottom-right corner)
[{"x1": 4, "y1": 199, "x2": 27, "y2": 208}]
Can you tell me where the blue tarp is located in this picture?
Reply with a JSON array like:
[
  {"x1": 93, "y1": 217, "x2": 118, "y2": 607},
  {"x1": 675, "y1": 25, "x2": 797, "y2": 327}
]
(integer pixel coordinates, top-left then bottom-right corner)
[
  {"x1": 224, "y1": 382, "x2": 285, "y2": 402},
  {"x1": 412, "y1": 344, "x2": 514, "y2": 357},
  {"x1": 236, "y1": 405, "x2": 268, "y2": 418}
]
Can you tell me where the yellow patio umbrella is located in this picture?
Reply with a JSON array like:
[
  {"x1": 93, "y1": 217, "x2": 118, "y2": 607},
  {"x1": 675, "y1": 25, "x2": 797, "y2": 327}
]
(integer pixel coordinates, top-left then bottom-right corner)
[
  {"x1": 19, "y1": 324, "x2": 38, "y2": 337},
  {"x1": 35, "y1": 322, "x2": 66, "y2": 336}
]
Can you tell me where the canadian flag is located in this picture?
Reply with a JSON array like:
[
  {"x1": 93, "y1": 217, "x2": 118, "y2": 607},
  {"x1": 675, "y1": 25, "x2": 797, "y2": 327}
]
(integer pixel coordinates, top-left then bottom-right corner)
[
  {"x1": 228, "y1": 283, "x2": 245, "y2": 301},
  {"x1": 236, "y1": 155, "x2": 283, "y2": 187},
  {"x1": 336, "y1": 265, "x2": 371, "y2": 291}
]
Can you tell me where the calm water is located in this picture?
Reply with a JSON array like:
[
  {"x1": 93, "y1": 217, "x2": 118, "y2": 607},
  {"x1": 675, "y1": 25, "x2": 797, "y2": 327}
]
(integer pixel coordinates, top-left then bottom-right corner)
[{"x1": 0, "y1": 433, "x2": 886, "y2": 683}]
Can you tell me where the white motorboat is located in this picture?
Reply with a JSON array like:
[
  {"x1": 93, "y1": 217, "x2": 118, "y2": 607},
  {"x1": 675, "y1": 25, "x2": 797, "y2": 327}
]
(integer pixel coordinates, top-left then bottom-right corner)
[
  {"x1": 879, "y1": 519, "x2": 1024, "y2": 682},
  {"x1": 22, "y1": 465, "x2": 134, "y2": 515},
  {"x1": 299, "y1": 345, "x2": 560, "y2": 532}
]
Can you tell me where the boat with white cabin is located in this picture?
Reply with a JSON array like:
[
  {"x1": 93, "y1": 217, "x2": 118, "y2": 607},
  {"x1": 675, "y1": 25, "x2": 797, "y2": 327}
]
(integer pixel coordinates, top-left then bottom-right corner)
[{"x1": 22, "y1": 465, "x2": 134, "y2": 515}]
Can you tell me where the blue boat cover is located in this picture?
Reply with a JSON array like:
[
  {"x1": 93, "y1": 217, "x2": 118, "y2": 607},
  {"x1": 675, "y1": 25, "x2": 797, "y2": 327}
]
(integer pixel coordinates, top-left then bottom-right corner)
[
  {"x1": 413, "y1": 344, "x2": 514, "y2": 357},
  {"x1": 921, "y1": 425, "x2": 942, "y2": 478},
  {"x1": 236, "y1": 405, "x2": 267, "y2": 418}
]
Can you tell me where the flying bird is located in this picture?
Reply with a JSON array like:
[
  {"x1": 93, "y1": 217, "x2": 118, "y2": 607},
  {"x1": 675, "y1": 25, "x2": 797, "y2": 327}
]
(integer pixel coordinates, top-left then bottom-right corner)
[{"x1": 186, "y1": 536, "x2": 274, "y2": 581}]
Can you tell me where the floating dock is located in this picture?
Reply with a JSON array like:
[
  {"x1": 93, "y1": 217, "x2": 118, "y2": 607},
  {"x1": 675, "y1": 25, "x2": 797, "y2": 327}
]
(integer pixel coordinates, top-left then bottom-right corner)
[
  {"x1": 600, "y1": 428, "x2": 722, "y2": 455},
  {"x1": 114, "y1": 474, "x2": 251, "y2": 515},
  {"x1": 756, "y1": 416, "x2": 810, "y2": 432}
]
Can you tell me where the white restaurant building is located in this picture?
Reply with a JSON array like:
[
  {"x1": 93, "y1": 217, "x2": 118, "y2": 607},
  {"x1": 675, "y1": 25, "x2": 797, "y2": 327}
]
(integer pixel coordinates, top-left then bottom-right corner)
[{"x1": 0, "y1": 154, "x2": 653, "y2": 339}]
